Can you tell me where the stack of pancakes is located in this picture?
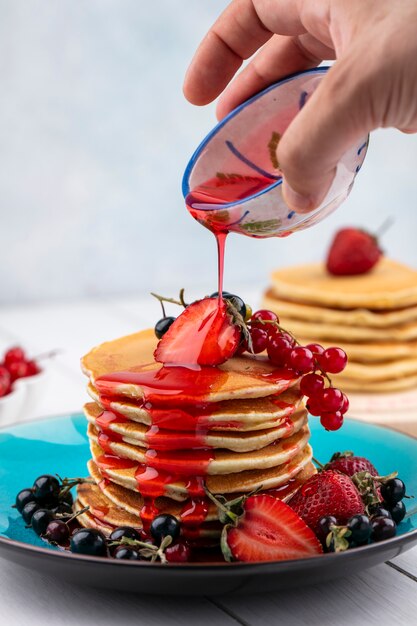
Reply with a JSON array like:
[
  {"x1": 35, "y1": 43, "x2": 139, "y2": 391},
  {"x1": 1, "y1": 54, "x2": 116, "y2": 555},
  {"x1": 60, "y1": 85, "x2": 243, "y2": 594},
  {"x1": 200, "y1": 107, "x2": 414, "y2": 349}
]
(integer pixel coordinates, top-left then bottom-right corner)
[
  {"x1": 76, "y1": 329, "x2": 315, "y2": 542},
  {"x1": 262, "y1": 258, "x2": 417, "y2": 426}
]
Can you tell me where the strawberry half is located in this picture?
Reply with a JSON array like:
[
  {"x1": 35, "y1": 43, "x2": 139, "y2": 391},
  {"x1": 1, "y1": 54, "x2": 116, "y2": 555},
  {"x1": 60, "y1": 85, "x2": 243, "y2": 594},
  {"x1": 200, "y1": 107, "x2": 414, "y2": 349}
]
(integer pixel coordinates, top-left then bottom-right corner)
[
  {"x1": 325, "y1": 451, "x2": 378, "y2": 478},
  {"x1": 288, "y1": 470, "x2": 364, "y2": 534},
  {"x1": 154, "y1": 297, "x2": 241, "y2": 366},
  {"x1": 222, "y1": 494, "x2": 323, "y2": 562},
  {"x1": 326, "y1": 227, "x2": 382, "y2": 275}
]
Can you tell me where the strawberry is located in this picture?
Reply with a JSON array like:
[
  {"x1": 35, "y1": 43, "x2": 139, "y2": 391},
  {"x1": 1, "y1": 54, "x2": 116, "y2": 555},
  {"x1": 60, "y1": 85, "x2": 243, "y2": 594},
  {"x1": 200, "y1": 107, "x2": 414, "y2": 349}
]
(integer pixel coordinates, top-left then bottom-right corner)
[
  {"x1": 154, "y1": 297, "x2": 241, "y2": 366},
  {"x1": 221, "y1": 494, "x2": 323, "y2": 562},
  {"x1": 288, "y1": 470, "x2": 364, "y2": 534},
  {"x1": 325, "y1": 451, "x2": 378, "y2": 478},
  {"x1": 326, "y1": 227, "x2": 382, "y2": 275}
]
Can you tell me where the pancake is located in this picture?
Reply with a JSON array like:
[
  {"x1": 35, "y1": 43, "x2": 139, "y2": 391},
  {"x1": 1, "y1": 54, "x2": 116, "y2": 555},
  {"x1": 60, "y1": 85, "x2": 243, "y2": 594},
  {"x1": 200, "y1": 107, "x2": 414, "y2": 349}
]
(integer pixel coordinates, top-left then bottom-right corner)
[
  {"x1": 88, "y1": 422, "x2": 310, "y2": 475},
  {"x1": 296, "y1": 337, "x2": 417, "y2": 363},
  {"x1": 87, "y1": 382, "x2": 304, "y2": 431},
  {"x1": 263, "y1": 290, "x2": 417, "y2": 328},
  {"x1": 81, "y1": 329, "x2": 300, "y2": 403},
  {"x1": 334, "y1": 373, "x2": 417, "y2": 393},
  {"x1": 269, "y1": 317, "x2": 417, "y2": 342},
  {"x1": 85, "y1": 402, "x2": 308, "y2": 453},
  {"x1": 89, "y1": 437, "x2": 313, "y2": 499},
  {"x1": 269, "y1": 259, "x2": 417, "y2": 310},
  {"x1": 337, "y1": 357, "x2": 417, "y2": 383}
]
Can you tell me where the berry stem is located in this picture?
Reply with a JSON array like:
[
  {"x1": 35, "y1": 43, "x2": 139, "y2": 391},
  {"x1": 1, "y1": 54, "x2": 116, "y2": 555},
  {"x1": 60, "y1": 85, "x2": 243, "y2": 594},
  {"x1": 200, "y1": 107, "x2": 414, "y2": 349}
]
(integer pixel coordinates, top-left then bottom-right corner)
[
  {"x1": 57, "y1": 506, "x2": 89, "y2": 523},
  {"x1": 312, "y1": 456, "x2": 325, "y2": 470},
  {"x1": 151, "y1": 290, "x2": 188, "y2": 309},
  {"x1": 374, "y1": 216, "x2": 394, "y2": 238},
  {"x1": 33, "y1": 349, "x2": 63, "y2": 362}
]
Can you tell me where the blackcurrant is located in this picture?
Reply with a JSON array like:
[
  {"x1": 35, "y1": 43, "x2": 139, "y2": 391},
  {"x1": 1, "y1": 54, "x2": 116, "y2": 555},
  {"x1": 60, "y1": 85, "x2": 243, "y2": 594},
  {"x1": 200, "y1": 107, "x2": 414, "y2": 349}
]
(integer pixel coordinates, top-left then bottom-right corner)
[
  {"x1": 21, "y1": 501, "x2": 40, "y2": 524},
  {"x1": 389, "y1": 500, "x2": 406, "y2": 524},
  {"x1": 317, "y1": 515, "x2": 337, "y2": 542},
  {"x1": 52, "y1": 501, "x2": 74, "y2": 517},
  {"x1": 61, "y1": 490, "x2": 74, "y2": 506},
  {"x1": 369, "y1": 505, "x2": 392, "y2": 520},
  {"x1": 70, "y1": 528, "x2": 107, "y2": 557},
  {"x1": 113, "y1": 546, "x2": 141, "y2": 560},
  {"x1": 45, "y1": 520, "x2": 70, "y2": 544},
  {"x1": 371, "y1": 516, "x2": 397, "y2": 542},
  {"x1": 109, "y1": 526, "x2": 141, "y2": 542},
  {"x1": 15, "y1": 488, "x2": 36, "y2": 513},
  {"x1": 211, "y1": 292, "x2": 246, "y2": 319},
  {"x1": 154, "y1": 317, "x2": 176, "y2": 339},
  {"x1": 380, "y1": 478, "x2": 406, "y2": 505},
  {"x1": 31, "y1": 509, "x2": 54, "y2": 536},
  {"x1": 150, "y1": 514, "x2": 180, "y2": 544},
  {"x1": 347, "y1": 514, "x2": 372, "y2": 545},
  {"x1": 32, "y1": 474, "x2": 60, "y2": 504}
]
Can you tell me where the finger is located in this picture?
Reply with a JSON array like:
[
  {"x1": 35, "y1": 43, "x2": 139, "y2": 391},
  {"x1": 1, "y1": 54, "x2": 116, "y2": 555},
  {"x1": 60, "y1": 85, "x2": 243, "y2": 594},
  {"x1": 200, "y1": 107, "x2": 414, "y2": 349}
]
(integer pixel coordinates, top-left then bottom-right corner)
[
  {"x1": 216, "y1": 33, "x2": 335, "y2": 119},
  {"x1": 183, "y1": 0, "x2": 272, "y2": 105},
  {"x1": 277, "y1": 55, "x2": 375, "y2": 212}
]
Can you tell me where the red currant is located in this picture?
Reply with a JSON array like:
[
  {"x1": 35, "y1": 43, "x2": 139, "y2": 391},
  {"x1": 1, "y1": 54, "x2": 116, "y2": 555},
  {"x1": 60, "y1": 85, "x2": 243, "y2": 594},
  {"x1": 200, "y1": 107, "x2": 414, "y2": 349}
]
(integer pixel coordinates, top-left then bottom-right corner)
[
  {"x1": 249, "y1": 327, "x2": 268, "y2": 354},
  {"x1": 315, "y1": 387, "x2": 344, "y2": 412},
  {"x1": 165, "y1": 540, "x2": 191, "y2": 563},
  {"x1": 305, "y1": 343, "x2": 324, "y2": 355},
  {"x1": 266, "y1": 334, "x2": 292, "y2": 367},
  {"x1": 300, "y1": 373, "x2": 325, "y2": 397},
  {"x1": 26, "y1": 360, "x2": 41, "y2": 376},
  {"x1": 250, "y1": 310, "x2": 278, "y2": 332},
  {"x1": 306, "y1": 398, "x2": 322, "y2": 416},
  {"x1": 319, "y1": 347, "x2": 347, "y2": 374},
  {"x1": 4, "y1": 346, "x2": 26, "y2": 368},
  {"x1": 340, "y1": 393, "x2": 350, "y2": 415},
  {"x1": 288, "y1": 347, "x2": 315, "y2": 374},
  {"x1": 320, "y1": 411, "x2": 344, "y2": 431},
  {"x1": 8, "y1": 360, "x2": 31, "y2": 381}
]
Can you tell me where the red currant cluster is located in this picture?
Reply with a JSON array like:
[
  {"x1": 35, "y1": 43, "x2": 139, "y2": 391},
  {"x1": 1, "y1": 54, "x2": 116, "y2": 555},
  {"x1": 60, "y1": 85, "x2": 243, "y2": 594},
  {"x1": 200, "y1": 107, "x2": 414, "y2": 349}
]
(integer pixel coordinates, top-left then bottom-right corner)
[
  {"x1": 242, "y1": 309, "x2": 349, "y2": 431},
  {"x1": 0, "y1": 346, "x2": 41, "y2": 398}
]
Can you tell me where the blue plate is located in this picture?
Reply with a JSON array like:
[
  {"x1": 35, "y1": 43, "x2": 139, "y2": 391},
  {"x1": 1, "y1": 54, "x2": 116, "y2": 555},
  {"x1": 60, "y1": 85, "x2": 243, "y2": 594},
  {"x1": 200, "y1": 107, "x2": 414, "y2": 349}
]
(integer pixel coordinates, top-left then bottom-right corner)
[{"x1": 0, "y1": 414, "x2": 416, "y2": 595}]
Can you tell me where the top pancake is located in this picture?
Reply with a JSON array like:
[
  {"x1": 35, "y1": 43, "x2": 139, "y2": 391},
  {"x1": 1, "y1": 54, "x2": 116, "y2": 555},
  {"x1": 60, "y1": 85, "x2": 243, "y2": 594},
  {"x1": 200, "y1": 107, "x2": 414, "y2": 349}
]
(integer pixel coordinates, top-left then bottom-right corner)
[
  {"x1": 81, "y1": 328, "x2": 299, "y2": 402},
  {"x1": 270, "y1": 259, "x2": 417, "y2": 310}
]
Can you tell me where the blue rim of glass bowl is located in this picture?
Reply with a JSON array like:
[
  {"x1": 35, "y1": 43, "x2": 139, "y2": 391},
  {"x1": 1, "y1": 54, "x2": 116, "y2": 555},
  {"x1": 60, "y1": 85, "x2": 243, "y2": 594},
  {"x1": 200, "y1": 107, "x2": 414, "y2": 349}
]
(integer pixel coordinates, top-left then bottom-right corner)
[{"x1": 181, "y1": 66, "x2": 330, "y2": 208}]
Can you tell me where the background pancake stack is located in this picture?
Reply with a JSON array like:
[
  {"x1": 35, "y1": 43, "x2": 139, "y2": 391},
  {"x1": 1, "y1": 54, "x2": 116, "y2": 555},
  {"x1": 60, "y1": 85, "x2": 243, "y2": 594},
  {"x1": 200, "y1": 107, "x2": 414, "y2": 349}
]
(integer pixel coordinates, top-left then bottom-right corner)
[
  {"x1": 262, "y1": 258, "x2": 417, "y2": 432},
  {"x1": 76, "y1": 329, "x2": 315, "y2": 541}
]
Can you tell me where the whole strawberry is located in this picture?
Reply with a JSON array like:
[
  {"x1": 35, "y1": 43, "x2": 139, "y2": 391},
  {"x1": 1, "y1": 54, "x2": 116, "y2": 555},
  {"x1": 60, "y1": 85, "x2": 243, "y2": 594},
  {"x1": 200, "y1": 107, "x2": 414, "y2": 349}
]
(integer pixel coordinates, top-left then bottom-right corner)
[
  {"x1": 326, "y1": 227, "x2": 382, "y2": 276},
  {"x1": 325, "y1": 451, "x2": 378, "y2": 478},
  {"x1": 288, "y1": 470, "x2": 365, "y2": 534}
]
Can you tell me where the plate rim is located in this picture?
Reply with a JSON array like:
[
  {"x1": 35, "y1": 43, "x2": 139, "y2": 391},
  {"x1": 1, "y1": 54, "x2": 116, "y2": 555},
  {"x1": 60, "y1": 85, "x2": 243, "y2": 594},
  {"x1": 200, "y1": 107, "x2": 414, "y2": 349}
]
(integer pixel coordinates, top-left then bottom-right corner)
[{"x1": 1, "y1": 411, "x2": 417, "y2": 571}]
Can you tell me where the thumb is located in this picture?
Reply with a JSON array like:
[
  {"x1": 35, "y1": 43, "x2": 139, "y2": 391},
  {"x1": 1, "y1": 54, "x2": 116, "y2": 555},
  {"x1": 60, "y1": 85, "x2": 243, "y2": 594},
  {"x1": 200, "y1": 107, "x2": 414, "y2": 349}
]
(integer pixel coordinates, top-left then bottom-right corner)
[{"x1": 277, "y1": 59, "x2": 374, "y2": 213}]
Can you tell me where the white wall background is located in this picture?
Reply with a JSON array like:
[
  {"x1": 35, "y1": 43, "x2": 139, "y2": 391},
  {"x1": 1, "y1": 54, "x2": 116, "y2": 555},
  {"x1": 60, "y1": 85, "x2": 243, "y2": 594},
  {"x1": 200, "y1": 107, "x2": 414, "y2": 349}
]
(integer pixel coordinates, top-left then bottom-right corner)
[{"x1": 0, "y1": 0, "x2": 416, "y2": 305}]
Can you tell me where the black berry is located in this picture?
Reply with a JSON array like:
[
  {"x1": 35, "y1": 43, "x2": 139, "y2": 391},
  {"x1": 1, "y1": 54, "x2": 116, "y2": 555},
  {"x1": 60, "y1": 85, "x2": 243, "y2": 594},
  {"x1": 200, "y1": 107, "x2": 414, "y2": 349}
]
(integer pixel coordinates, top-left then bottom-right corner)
[
  {"x1": 371, "y1": 516, "x2": 397, "y2": 542},
  {"x1": 21, "y1": 501, "x2": 40, "y2": 524},
  {"x1": 109, "y1": 526, "x2": 141, "y2": 542},
  {"x1": 317, "y1": 515, "x2": 337, "y2": 543},
  {"x1": 347, "y1": 514, "x2": 372, "y2": 545},
  {"x1": 380, "y1": 478, "x2": 406, "y2": 505},
  {"x1": 61, "y1": 491, "x2": 74, "y2": 506},
  {"x1": 389, "y1": 500, "x2": 406, "y2": 524},
  {"x1": 150, "y1": 514, "x2": 180, "y2": 544},
  {"x1": 70, "y1": 528, "x2": 107, "y2": 557},
  {"x1": 45, "y1": 520, "x2": 70, "y2": 544},
  {"x1": 31, "y1": 509, "x2": 54, "y2": 536},
  {"x1": 155, "y1": 317, "x2": 176, "y2": 339},
  {"x1": 15, "y1": 489, "x2": 36, "y2": 513},
  {"x1": 113, "y1": 546, "x2": 141, "y2": 560},
  {"x1": 52, "y1": 501, "x2": 73, "y2": 517},
  {"x1": 369, "y1": 505, "x2": 392, "y2": 520},
  {"x1": 32, "y1": 475, "x2": 60, "y2": 504}
]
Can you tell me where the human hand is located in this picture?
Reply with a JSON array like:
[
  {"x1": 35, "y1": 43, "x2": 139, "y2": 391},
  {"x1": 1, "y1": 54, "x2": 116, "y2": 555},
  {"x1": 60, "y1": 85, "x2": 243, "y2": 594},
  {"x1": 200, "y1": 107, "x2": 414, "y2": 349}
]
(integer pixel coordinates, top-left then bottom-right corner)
[{"x1": 184, "y1": 0, "x2": 417, "y2": 212}]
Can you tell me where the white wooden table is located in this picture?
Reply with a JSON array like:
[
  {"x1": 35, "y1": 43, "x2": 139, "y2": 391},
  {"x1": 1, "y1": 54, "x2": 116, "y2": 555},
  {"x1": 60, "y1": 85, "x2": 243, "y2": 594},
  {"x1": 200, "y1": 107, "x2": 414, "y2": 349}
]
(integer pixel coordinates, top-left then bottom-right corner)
[{"x1": 0, "y1": 293, "x2": 416, "y2": 626}]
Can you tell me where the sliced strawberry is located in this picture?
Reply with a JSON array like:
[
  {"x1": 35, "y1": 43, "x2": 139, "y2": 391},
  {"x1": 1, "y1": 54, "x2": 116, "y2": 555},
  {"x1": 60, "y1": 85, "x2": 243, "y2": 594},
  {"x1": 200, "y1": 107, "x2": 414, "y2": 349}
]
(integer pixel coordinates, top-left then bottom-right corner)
[
  {"x1": 154, "y1": 297, "x2": 241, "y2": 366},
  {"x1": 325, "y1": 451, "x2": 378, "y2": 477},
  {"x1": 288, "y1": 470, "x2": 364, "y2": 534},
  {"x1": 222, "y1": 494, "x2": 323, "y2": 562},
  {"x1": 326, "y1": 228, "x2": 382, "y2": 276}
]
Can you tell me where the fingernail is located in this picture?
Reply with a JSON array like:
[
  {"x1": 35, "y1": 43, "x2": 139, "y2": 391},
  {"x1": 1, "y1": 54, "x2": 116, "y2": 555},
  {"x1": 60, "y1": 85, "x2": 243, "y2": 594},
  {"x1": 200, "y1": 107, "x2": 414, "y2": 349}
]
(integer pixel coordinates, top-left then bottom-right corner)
[{"x1": 282, "y1": 181, "x2": 315, "y2": 214}]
